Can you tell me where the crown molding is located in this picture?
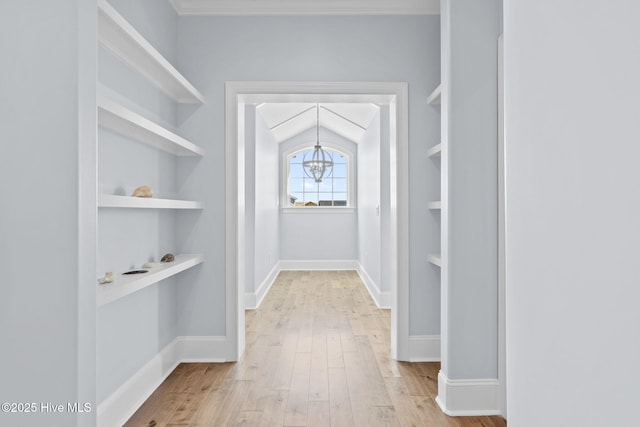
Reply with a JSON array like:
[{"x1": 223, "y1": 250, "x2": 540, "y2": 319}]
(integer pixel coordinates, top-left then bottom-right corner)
[{"x1": 169, "y1": 0, "x2": 439, "y2": 16}]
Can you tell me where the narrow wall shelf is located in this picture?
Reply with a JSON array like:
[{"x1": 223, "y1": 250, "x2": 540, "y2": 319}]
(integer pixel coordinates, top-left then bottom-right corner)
[
  {"x1": 428, "y1": 143, "x2": 442, "y2": 158},
  {"x1": 98, "y1": 96, "x2": 204, "y2": 156},
  {"x1": 428, "y1": 201, "x2": 442, "y2": 210},
  {"x1": 428, "y1": 253, "x2": 442, "y2": 267},
  {"x1": 98, "y1": 194, "x2": 203, "y2": 209},
  {"x1": 97, "y1": 254, "x2": 204, "y2": 307},
  {"x1": 427, "y1": 84, "x2": 442, "y2": 105},
  {"x1": 98, "y1": 0, "x2": 205, "y2": 104}
]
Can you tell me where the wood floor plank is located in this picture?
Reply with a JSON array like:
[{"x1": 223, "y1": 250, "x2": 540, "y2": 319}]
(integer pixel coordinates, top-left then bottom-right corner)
[
  {"x1": 309, "y1": 328, "x2": 329, "y2": 401},
  {"x1": 283, "y1": 352, "x2": 311, "y2": 426},
  {"x1": 307, "y1": 400, "x2": 331, "y2": 427},
  {"x1": 123, "y1": 391, "x2": 186, "y2": 426},
  {"x1": 270, "y1": 329, "x2": 299, "y2": 390},
  {"x1": 365, "y1": 406, "x2": 401, "y2": 427},
  {"x1": 326, "y1": 328, "x2": 345, "y2": 368},
  {"x1": 328, "y1": 367, "x2": 355, "y2": 427},
  {"x1": 384, "y1": 376, "x2": 428, "y2": 427},
  {"x1": 414, "y1": 362, "x2": 440, "y2": 397},
  {"x1": 125, "y1": 271, "x2": 507, "y2": 427}
]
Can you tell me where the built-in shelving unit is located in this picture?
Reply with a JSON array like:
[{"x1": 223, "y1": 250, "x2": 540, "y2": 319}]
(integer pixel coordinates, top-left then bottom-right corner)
[
  {"x1": 98, "y1": 194, "x2": 203, "y2": 209},
  {"x1": 97, "y1": 254, "x2": 204, "y2": 306},
  {"x1": 428, "y1": 253, "x2": 442, "y2": 267},
  {"x1": 428, "y1": 84, "x2": 443, "y2": 270},
  {"x1": 96, "y1": 1, "x2": 205, "y2": 307},
  {"x1": 98, "y1": 96, "x2": 205, "y2": 156},
  {"x1": 97, "y1": 0, "x2": 205, "y2": 104},
  {"x1": 427, "y1": 84, "x2": 442, "y2": 105},
  {"x1": 428, "y1": 143, "x2": 442, "y2": 158}
]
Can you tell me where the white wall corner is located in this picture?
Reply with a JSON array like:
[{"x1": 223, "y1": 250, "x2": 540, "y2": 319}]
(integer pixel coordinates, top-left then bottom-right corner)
[
  {"x1": 435, "y1": 371, "x2": 502, "y2": 417},
  {"x1": 279, "y1": 259, "x2": 359, "y2": 271},
  {"x1": 407, "y1": 335, "x2": 440, "y2": 362},
  {"x1": 356, "y1": 263, "x2": 391, "y2": 309},
  {"x1": 97, "y1": 336, "x2": 227, "y2": 426},
  {"x1": 245, "y1": 262, "x2": 281, "y2": 309},
  {"x1": 97, "y1": 338, "x2": 181, "y2": 427}
]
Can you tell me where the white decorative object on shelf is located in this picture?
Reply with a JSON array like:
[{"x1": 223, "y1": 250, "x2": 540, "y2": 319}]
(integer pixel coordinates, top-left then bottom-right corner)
[
  {"x1": 427, "y1": 84, "x2": 442, "y2": 105},
  {"x1": 142, "y1": 262, "x2": 163, "y2": 268},
  {"x1": 428, "y1": 253, "x2": 442, "y2": 267},
  {"x1": 97, "y1": 254, "x2": 204, "y2": 306},
  {"x1": 98, "y1": 194, "x2": 203, "y2": 209},
  {"x1": 98, "y1": 96, "x2": 205, "y2": 156},
  {"x1": 428, "y1": 143, "x2": 442, "y2": 158},
  {"x1": 428, "y1": 201, "x2": 442, "y2": 210},
  {"x1": 98, "y1": 272, "x2": 115, "y2": 284},
  {"x1": 98, "y1": 0, "x2": 205, "y2": 104}
]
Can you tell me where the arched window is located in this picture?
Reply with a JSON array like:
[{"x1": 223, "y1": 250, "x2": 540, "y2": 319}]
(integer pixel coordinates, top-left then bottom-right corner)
[{"x1": 286, "y1": 147, "x2": 350, "y2": 207}]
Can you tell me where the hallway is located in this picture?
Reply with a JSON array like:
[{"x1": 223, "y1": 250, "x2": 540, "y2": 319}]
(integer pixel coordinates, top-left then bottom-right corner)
[{"x1": 125, "y1": 271, "x2": 505, "y2": 426}]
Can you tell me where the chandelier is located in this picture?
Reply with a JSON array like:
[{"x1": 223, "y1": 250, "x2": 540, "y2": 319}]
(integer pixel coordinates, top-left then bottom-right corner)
[{"x1": 303, "y1": 104, "x2": 334, "y2": 183}]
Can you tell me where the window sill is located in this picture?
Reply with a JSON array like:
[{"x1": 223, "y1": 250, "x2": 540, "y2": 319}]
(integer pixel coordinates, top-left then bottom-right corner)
[{"x1": 281, "y1": 207, "x2": 356, "y2": 214}]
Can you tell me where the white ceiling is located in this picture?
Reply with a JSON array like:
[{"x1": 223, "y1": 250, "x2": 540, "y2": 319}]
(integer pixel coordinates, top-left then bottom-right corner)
[
  {"x1": 256, "y1": 103, "x2": 380, "y2": 143},
  {"x1": 169, "y1": 0, "x2": 440, "y2": 16}
]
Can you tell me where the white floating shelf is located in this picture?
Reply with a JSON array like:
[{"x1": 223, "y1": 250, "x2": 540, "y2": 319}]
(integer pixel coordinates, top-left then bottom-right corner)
[
  {"x1": 97, "y1": 254, "x2": 204, "y2": 306},
  {"x1": 98, "y1": 0, "x2": 205, "y2": 104},
  {"x1": 428, "y1": 201, "x2": 442, "y2": 210},
  {"x1": 427, "y1": 143, "x2": 442, "y2": 158},
  {"x1": 428, "y1": 253, "x2": 442, "y2": 267},
  {"x1": 427, "y1": 84, "x2": 442, "y2": 105},
  {"x1": 98, "y1": 194, "x2": 203, "y2": 209},
  {"x1": 98, "y1": 96, "x2": 204, "y2": 157}
]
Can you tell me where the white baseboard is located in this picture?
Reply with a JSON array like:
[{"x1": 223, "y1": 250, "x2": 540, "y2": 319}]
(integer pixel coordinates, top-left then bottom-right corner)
[
  {"x1": 98, "y1": 335, "x2": 226, "y2": 427},
  {"x1": 178, "y1": 336, "x2": 227, "y2": 362},
  {"x1": 279, "y1": 259, "x2": 359, "y2": 270},
  {"x1": 97, "y1": 338, "x2": 181, "y2": 427},
  {"x1": 356, "y1": 263, "x2": 391, "y2": 309},
  {"x1": 435, "y1": 371, "x2": 501, "y2": 416},
  {"x1": 407, "y1": 335, "x2": 440, "y2": 362},
  {"x1": 245, "y1": 261, "x2": 280, "y2": 309}
]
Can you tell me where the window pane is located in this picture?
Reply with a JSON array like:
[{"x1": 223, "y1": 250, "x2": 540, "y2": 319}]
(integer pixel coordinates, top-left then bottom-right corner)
[
  {"x1": 318, "y1": 179, "x2": 333, "y2": 192},
  {"x1": 305, "y1": 194, "x2": 319, "y2": 205},
  {"x1": 333, "y1": 193, "x2": 348, "y2": 205},
  {"x1": 303, "y1": 179, "x2": 318, "y2": 192},
  {"x1": 290, "y1": 151, "x2": 305, "y2": 161},
  {"x1": 333, "y1": 153, "x2": 347, "y2": 164},
  {"x1": 289, "y1": 163, "x2": 304, "y2": 178},
  {"x1": 289, "y1": 178, "x2": 304, "y2": 192},
  {"x1": 287, "y1": 148, "x2": 350, "y2": 208},
  {"x1": 331, "y1": 163, "x2": 346, "y2": 177},
  {"x1": 332, "y1": 178, "x2": 347, "y2": 193},
  {"x1": 289, "y1": 192, "x2": 304, "y2": 206}
]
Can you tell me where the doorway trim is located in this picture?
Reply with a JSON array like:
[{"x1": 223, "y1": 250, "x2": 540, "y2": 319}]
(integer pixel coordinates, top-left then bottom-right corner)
[{"x1": 224, "y1": 81, "x2": 410, "y2": 361}]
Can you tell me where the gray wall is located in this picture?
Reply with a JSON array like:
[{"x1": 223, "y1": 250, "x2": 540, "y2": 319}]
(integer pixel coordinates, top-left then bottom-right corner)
[
  {"x1": 379, "y1": 106, "x2": 393, "y2": 295},
  {"x1": 358, "y1": 111, "x2": 382, "y2": 286},
  {"x1": 176, "y1": 14, "x2": 441, "y2": 337},
  {"x1": 441, "y1": 0, "x2": 501, "y2": 380},
  {"x1": 253, "y1": 109, "x2": 280, "y2": 288},
  {"x1": 96, "y1": 0, "x2": 184, "y2": 404},
  {"x1": 505, "y1": 0, "x2": 640, "y2": 425},
  {"x1": 0, "y1": 1, "x2": 97, "y2": 425},
  {"x1": 279, "y1": 128, "x2": 358, "y2": 261}
]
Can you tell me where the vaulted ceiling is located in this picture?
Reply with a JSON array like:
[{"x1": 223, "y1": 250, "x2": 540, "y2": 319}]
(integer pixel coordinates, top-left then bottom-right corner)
[
  {"x1": 169, "y1": 0, "x2": 427, "y2": 143},
  {"x1": 256, "y1": 103, "x2": 380, "y2": 143}
]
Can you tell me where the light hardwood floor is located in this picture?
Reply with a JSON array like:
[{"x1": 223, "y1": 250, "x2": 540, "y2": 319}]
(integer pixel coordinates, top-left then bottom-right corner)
[{"x1": 125, "y1": 270, "x2": 506, "y2": 427}]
